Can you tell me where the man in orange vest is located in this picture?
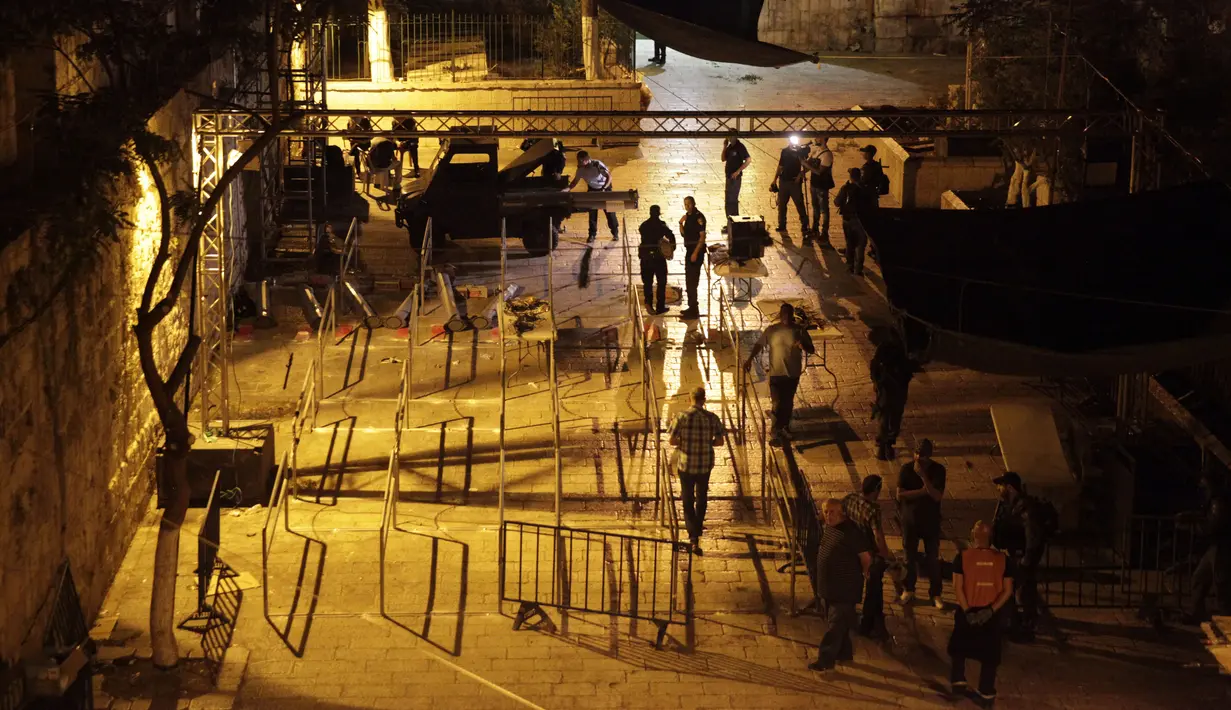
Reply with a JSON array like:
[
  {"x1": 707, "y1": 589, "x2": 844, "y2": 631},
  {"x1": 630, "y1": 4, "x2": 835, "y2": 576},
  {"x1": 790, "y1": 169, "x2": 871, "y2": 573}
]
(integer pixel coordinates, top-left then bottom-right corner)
[{"x1": 949, "y1": 521, "x2": 1015, "y2": 708}]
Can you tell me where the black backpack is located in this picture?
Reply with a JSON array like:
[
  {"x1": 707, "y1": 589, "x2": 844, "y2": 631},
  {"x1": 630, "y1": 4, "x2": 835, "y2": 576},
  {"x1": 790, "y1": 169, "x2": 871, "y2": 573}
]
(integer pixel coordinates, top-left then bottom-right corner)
[
  {"x1": 1028, "y1": 495, "x2": 1061, "y2": 539},
  {"x1": 871, "y1": 160, "x2": 891, "y2": 196}
]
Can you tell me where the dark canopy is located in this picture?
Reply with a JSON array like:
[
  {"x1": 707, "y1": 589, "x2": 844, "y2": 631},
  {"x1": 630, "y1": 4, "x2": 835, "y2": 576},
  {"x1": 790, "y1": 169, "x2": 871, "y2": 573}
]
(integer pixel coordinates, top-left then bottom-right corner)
[
  {"x1": 862, "y1": 182, "x2": 1231, "y2": 376},
  {"x1": 600, "y1": 0, "x2": 815, "y2": 67}
]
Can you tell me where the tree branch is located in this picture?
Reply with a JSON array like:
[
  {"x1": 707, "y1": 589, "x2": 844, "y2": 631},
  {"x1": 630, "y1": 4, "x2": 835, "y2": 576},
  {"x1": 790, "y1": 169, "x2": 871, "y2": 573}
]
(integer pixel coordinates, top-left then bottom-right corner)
[
  {"x1": 135, "y1": 145, "x2": 174, "y2": 319},
  {"x1": 166, "y1": 334, "x2": 201, "y2": 395}
]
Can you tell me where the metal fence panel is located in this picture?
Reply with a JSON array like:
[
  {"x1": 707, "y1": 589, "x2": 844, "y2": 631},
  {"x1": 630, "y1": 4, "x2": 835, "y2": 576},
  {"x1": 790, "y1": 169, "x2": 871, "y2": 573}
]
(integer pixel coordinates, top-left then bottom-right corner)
[
  {"x1": 499, "y1": 521, "x2": 690, "y2": 648},
  {"x1": 326, "y1": 13, "x2": 634, "y2": 82}
]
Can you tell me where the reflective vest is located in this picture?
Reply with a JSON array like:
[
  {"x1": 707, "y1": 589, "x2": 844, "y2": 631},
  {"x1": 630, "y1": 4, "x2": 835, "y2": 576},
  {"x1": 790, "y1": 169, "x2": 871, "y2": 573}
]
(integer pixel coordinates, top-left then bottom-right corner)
[{"x1": 962, "y1": 547, "x2": 1007, "y2": 609}]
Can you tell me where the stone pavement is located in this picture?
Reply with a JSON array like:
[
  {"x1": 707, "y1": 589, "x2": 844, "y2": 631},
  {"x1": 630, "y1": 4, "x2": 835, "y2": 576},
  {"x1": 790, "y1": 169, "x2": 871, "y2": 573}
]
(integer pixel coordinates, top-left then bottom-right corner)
[{"x1": 89, "y1": 47, "x2": 1230, "y2": 710}]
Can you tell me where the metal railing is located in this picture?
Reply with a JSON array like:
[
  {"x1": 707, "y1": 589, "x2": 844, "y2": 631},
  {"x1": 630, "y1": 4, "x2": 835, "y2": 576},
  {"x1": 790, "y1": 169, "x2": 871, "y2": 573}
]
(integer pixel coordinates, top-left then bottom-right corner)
[
  {"x1": 499, "y1": 521, "x2": 690, "y2": 649},
  {"x1": 1039, "y1": 514, "x2": 1206, "y2": 613},
  {"x1": 42, "y1": 560, "x2": 89, "y2": 657},
  {"x1": 261, "y1": 452, "x2": 291, "y2": 620},
  {"x1": 339, "y1": 216, "x2": 361, "y2": 292},
  {"x1": 325, "y1": 13, "x2": 635, "y2": 82},
  {"x1": 179, "y1": 469, "x2": 234, "y2": 631},
  {"x1": 290, "y1": 358, "x2": 318, "y2": 499}
]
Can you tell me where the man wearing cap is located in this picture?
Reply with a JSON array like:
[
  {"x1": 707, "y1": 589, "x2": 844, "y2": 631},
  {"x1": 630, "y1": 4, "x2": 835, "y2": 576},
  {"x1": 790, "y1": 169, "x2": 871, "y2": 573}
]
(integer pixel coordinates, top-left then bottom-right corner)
[
  {"x1": 771, "y1": 136, "x2": 809, "y2": 236},
  {"x1": 669, "y1": 387, "x2": 726, "y2": 555},
  {"x1": 844, "y1": 475, "x2": 894, "y2": 638},
  {"x1": 992, "y1": 472, "x2": 1046, "y2": 641},
  {"x1": 897, "y1": 439, "x2": 947, "y2": 608},
  {"x1": 949, "y1": 521, "x2": 1015, "y2": 708},
  {"x1": 721, "y1": 136, "x2": 752, "y2": 231},
  {"x1": 804, "y1": 135, "x2": 835, "y2": 246},
  {"x1": 858, "y1": 145, "x2": 887, "y2": 262},
  {"x1": 678, "y1": 196, "x2": 707, "y2": 320},
  {"x1": 834, "y1": 168, "x2": 873, "y2": 276},
  {"x1": 638, "y1": 206, "x2": 675, "y2": 314}
]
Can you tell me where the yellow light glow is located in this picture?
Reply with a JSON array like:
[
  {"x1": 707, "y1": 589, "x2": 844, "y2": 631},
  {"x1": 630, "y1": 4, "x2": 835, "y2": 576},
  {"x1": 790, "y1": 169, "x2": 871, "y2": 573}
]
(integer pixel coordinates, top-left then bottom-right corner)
[
  {"x1": 226, "y1": 149, "x2": 244, "y2": 169},
  {"x1": 129, "y1": 165, "x2": 167, "y2": 313}
]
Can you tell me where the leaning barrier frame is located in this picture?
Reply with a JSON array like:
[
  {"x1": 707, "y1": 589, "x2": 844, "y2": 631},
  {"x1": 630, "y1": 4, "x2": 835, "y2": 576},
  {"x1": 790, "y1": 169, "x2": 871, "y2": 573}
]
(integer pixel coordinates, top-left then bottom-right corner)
[
  {"x1": 498, "y1": 520, "x2": 691, "y2": 649},
  {"x1": 179, "y1": 469, "x2": 237, "y2": 632}
]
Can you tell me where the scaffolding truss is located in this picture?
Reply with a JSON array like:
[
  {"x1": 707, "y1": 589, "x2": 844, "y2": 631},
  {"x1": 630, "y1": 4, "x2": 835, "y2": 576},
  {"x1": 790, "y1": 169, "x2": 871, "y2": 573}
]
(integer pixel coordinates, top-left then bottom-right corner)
[{"x1": 193, "y1": 108, "x2": 1137, "y2": 139}]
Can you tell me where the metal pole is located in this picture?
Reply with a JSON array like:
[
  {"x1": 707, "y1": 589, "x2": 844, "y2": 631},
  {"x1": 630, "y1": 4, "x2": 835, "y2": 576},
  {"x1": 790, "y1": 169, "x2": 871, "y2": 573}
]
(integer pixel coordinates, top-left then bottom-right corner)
[
  {"x1": 548, "y1": 218, "x2": 562, "y2": 528},
  {"x1": 499, "y1": 217, "x2": 508, "y2": 528},
  {"x1": 964, "y1": 41, "x2": 974, "y2": 111}
]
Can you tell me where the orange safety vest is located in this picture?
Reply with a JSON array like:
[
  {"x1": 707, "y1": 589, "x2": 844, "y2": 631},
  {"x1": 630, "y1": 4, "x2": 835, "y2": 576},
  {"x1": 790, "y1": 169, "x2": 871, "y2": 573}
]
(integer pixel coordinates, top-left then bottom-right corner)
[{"x1": 961, "y1": 547, "x2": 1008, "y2": 609}]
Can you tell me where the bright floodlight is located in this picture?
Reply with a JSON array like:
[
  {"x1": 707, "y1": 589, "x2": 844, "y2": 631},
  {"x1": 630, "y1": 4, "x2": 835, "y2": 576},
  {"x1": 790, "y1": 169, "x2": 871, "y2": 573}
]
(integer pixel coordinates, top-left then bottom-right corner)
[{"x1": 788, "y1": 134, "x2": 801, "y2": 146}]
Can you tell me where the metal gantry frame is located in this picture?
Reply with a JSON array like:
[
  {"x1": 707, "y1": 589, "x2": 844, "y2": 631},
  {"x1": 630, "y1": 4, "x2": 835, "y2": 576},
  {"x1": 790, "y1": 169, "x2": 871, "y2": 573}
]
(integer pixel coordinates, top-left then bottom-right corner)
[{"x1": 193, "y1": 105, "x2": 1139, "y2": 434}]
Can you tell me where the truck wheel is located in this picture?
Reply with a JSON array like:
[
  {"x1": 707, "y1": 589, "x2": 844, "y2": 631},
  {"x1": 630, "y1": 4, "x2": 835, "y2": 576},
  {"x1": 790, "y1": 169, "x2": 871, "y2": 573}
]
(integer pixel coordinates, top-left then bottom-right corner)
[{"x1": 522, "y1": 223, "x2": 556, "y2": 257}]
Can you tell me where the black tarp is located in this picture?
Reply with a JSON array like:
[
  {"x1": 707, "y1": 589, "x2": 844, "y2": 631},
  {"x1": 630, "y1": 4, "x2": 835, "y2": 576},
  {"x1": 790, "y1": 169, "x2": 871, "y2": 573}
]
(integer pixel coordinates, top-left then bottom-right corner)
[
  {"x1": 600, "y1": 0, "x2": 814, "y2": 67},
  {"x1": 862, "y1": 182, "x2": 1231, "y2": 376}
]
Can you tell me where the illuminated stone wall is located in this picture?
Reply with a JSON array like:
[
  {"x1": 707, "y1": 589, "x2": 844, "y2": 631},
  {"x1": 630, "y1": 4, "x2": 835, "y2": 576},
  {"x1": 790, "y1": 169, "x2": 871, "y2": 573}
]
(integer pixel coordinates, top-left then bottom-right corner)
[
  {"x1": 0, "y1": 61, "x2": 236, "y2": 664},
  {"x1": 758, "y1": 0, "x2": 962, "y2": 54}
]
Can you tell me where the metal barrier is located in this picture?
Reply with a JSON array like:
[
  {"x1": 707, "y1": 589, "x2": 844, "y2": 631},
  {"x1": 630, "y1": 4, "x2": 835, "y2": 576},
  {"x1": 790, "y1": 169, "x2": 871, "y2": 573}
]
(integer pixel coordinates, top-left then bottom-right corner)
[
  {"x1": 42, "y1": 560, "x2": 89, "y2": 657},
  {"x1": 179, "y1": 470, "x2": 236, "y2": 632},
  {"x1": 1039, "y1": 515, "x2": 1205, "y2": 614},
  {"x1": 289, "y1": 358, "x2": 318, "y2": 499},
  {"x1": 201, "y1": 557, "x2": 242, "y2": 683},
  {"x1": 260, "y1": 452, "x2": 291, "y2": 620},
  {"x1": 339, "y1": 216, "x2": 361, "y2": 290},
  {"x1": 315, "y1": 287, "x2": 336, "y2": 395},
  {"x1": 499, "y1": 521, "x2": 690, "y2": 649}
]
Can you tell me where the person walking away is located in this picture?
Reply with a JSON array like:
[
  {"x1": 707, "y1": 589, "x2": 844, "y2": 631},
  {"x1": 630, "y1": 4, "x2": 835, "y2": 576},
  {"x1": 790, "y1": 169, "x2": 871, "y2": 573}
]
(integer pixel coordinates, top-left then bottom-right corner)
[
  {"x1": 771, "y1": 136, "x2": 809, "y2": 236},
  {"x1": 805, "y1": 135, "x2": 835, "y2": 247},
  {"x1": 834, "y1": 168, "x2": 874, "y2": 276},
  {"x1": 950, "y1": 521, "x2": 1015, "y2": 709},
  {"x1": 810, "y1": 499, "x2": 873, "y2": 672},
  {"x1": 566, "y1": 150, "x2": 620, "y2": 242},
  {"x1": 991, "y1": 472, "x2": 1049, "y2": 642},
  {"x1": 651, "y1": 39, "x2": 667, "y2": 64},
  {"x1": 721, "y1": 137, "x2": 751, "y2": 232},
  {"x1": 678, "y1": 196, "x2": 707, "y2": 320},
  {"x1": 870, "y1": 327, "x2": 915, "y2": 460},
  {"x1": 637, "y1": 205, "x2": 675, "y2": 314},
  {"x1": 669, "y1": 387, "x2": 726, "y2": 555},
  {"x1": 392, "y1": 116, "x2": 421, "y2": 180},
  {"x1": 1182, "y1": 471, "x2": 1231, "y2": 623},
  {"x1": 744, "y1": 303, "x2": 815, "y2": 445},
  {"x1": 897, "y1": 439, "x2": 947, "y2": 608},
  {"x1": 844, "y1": 475, "x2": 894, "y2": 638}
]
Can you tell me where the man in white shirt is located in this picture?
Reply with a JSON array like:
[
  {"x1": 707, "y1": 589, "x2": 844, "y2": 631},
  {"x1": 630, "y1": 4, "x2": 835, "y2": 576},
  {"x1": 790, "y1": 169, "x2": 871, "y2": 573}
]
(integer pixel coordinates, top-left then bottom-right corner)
[
  {"x1": 745, "y1": 303, "x2": 816, "y2": 444},
  {"x1": 805, "y1": 135, "x2": 836, "y2": 247},
  {"x1": 566, "y1": 150, "x2": 621, "y2": 242}
]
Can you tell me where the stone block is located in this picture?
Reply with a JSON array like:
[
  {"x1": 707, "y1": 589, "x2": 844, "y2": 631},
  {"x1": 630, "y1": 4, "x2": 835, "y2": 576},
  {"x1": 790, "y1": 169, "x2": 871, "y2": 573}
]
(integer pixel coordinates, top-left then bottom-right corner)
[
  {"x1": 874, "y1": 17, "x2": 909, "y2": 40},
  {"x1": 907, "y1": 15, "x2": 946, "y2": 38},
  {"x1": 874, "y1": 37, "x2": 908, "y2": 53}
]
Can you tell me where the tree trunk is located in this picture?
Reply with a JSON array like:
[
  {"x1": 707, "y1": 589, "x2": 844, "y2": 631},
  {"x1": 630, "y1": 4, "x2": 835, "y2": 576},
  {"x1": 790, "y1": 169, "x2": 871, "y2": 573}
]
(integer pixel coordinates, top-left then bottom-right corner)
[
  {"x1": 368, "y1": 0, "x2": 392, "y2": 82},
  {"x1": 149, "y1": 448, "x2": 190, "y2": 668},
  {"x1": 581, "y1": 0, "x2": 598, "y2": 80}
]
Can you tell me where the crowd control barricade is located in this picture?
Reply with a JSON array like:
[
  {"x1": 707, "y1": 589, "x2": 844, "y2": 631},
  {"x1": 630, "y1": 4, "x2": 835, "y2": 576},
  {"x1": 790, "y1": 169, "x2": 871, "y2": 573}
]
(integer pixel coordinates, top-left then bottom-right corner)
[{"x1": 499, "y1": 521, "x2": 691, "y2": 649}]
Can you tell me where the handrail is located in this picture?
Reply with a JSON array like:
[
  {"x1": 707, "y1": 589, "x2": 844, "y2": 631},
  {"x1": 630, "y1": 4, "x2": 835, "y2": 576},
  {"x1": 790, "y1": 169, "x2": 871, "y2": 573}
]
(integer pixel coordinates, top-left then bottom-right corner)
[
  {"x1": 316, "y1": 287, "x2": 335, "y2": 394},
  {"x1": 261, "y1": 452, "x2": 291, "y2": 620},
  {"x1": 339, "y1": 217, "x2": 361, "y2": 311},
  {"x1": 290, "y1": 358, "x2": 318, "y2": 499},
  {"x1": 378, "y1": 446, "x2": 400, "y2": 615}
]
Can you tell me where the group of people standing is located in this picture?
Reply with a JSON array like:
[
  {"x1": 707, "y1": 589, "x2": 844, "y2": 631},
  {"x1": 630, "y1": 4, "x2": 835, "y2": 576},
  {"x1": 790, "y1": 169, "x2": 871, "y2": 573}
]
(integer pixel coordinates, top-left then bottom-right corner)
[
  {"x1": 636, "y1": 196, "x2": 710, "y2": 319},
  {"x1": 812, "y1": 449, "x2": 1054, "y2": 708}
]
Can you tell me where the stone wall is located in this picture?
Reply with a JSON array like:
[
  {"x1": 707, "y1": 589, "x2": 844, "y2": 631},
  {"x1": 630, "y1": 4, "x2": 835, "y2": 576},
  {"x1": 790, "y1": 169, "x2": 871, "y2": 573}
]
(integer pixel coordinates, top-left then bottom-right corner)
[
  {"x1": 0, "y1": 61, "x2": 231, "y2": 664},
  {"x1": 758, "y1": 0, "x2": 962, "y2": 54}
]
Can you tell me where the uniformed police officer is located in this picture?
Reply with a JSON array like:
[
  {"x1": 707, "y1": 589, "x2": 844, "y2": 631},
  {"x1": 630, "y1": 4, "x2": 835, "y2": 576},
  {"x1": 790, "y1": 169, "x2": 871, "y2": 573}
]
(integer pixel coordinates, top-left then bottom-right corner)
[{"x1": 678, "y1": 196, "x2": 707, "y2": 320}]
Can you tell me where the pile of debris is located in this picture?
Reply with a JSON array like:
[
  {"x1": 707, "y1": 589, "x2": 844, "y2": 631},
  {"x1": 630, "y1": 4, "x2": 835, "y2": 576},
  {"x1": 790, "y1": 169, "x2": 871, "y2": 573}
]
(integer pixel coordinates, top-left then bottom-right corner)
[{"x1": 505, "y1": 295, "x2": 550, "y2": 334}]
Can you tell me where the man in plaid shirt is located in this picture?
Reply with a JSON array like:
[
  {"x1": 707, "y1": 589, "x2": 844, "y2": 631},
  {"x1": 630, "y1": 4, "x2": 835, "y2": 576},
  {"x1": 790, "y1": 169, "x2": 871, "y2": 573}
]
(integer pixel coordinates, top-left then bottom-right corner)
[
  {"x1": 843, "y1": 475, "x2": 895, "y2": 638},
  {"x1": 670, "y1": 387, "x2": 726, "y2": 555}
]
